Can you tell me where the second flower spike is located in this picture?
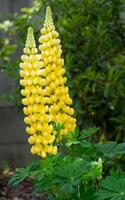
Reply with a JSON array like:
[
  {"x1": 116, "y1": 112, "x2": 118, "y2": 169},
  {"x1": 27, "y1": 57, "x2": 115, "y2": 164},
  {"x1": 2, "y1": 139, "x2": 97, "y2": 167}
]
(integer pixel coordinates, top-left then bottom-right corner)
[{"x1": 39, "y1": 6, "x2": 76, "y2": 137}]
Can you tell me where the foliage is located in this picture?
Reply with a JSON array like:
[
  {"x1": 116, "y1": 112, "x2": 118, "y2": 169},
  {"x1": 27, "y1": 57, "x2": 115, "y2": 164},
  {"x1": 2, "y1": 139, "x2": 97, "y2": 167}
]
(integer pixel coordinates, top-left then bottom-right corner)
[
  {"x1": 96, "y1": 171, "x2": 125, "y2": 200},
  {"x1": 8, "y1": 160, "x2": 39, "y2": 187},
  {"x1": 95, "y1": 142, "x2": 125, "y2": 160},
  {"x1": 1, "y1": 0, "x2": 125, "y2": 140},
  {"x1": 9, "y1": 127, "x2": 125, "y2": 200}
]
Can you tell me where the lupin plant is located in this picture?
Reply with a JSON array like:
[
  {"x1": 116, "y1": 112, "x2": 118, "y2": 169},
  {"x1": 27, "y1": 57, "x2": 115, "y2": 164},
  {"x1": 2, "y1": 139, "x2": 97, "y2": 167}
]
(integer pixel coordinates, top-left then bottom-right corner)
[
  {"x1": 19, "y1": 7, "x2": 76, "y2": 158},
  {"x1": 10, "y1": 6, "x2": 125, "y2": 200}
]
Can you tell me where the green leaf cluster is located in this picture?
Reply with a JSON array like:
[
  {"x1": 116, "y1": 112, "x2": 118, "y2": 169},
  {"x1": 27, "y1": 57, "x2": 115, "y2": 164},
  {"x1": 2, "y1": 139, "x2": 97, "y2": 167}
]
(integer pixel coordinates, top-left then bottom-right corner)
[
  {"x1": 96, "y1": 171, "x2": 125, "y2": 200},
  {"x1": 9, "y1": 127, "x2": 125, "y2": 200}
]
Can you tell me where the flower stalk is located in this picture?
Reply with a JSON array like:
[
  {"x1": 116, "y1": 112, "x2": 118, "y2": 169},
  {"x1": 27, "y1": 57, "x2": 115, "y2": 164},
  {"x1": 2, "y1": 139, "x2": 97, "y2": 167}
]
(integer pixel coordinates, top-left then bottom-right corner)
[{"x1": 19, "y1": 7, "x2": 76, "y2": 158}]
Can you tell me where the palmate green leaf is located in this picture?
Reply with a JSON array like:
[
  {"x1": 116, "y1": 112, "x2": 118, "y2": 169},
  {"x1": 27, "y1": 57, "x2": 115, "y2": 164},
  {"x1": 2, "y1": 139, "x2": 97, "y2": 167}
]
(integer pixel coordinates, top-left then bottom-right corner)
[
  {"x1": 95, "y1": 142, "x2": 125, "y2": 159},
  {"x1": 9, "y1": 159, "x2": 40, "y2": 187},
  {"x1": 96, "y1": 175, "x2": 125, "y2": 200},
  {"x1": 8, "y1": 167, "x2": 31, "y2": 187},
  {"x1": 53, "y1": 156, "x2": 87, "y2": 194}
]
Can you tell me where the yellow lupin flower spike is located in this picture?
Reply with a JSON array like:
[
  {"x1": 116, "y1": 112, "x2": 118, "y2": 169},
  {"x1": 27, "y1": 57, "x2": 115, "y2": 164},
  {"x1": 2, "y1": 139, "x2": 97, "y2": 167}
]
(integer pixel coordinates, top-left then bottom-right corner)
[
  {"x1": 20, "y1": 7, "x2": 76, "y2": 159},
  {"x1": 20, "y1": 27, "x2": 56, "y2": 158},
  {"x1": 44, "y1": 6, "x2": 54, "y2": 27},
  {"x1": 39, "y1": 7, "x2": 76, "y2": 138}
]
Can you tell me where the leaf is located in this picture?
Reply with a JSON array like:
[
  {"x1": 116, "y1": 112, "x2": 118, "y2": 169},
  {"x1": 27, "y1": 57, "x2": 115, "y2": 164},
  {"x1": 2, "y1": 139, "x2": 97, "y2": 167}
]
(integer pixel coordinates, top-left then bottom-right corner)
[
  {"x1": 53, "y1": 122, "x2": 64, "y2": 133},
  {"x1": 8, "y1": 159, "x2": 40, "y2": 187},
  {"x1": 95, "y1": 142, "x2": 125, "y2": 159},
  {"x1": 96, "y1": 175, "x2": 125, "y2": 200},
  {"x1": 79, "y1": 126, "x2": 100, "y2": 140},
  {"x1": 33, "y1": 178, "x2": 51, "y2": 193},
  {"x1": 53, "y1": 156, "x2": 86, "y2": 194},
  {"x1": 65, "y1": 140, "x2": 80, "y2": 147},
  {"x1": 66, "y1": 126, "x2": 80, "y2": 140},
  {"x1": 8, "y1": 167, "x2": 31, "y2": 187},
  {"x1": 65, "y1": 127, "x2": 99, "y2": 148},
  {"x1": 73, "y1": 126, "x2": 80, "y2": 138}
]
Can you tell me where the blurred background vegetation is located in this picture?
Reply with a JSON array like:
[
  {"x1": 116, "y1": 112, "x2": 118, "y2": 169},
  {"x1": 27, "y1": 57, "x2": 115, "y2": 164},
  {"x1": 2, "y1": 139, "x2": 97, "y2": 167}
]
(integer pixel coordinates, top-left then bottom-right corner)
[{"x1": 1, "y1": 0, "x2": 125, "y2": 142}]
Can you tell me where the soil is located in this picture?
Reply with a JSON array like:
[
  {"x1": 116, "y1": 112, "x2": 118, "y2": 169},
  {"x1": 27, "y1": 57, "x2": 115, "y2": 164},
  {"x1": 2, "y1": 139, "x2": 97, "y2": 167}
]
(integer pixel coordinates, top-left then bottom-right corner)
[{"x1": 0, "y1": 171, "x2": 45, "y2": 200}]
